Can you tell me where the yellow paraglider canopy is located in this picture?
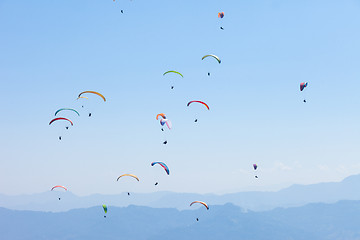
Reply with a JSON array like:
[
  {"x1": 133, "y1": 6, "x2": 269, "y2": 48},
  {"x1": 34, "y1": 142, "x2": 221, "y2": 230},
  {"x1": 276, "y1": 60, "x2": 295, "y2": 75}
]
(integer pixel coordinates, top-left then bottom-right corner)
[
  {"x1": 117, "y1": 174, "x2": 139, "y2": 182},
  {"x1": 78, "y1": 91, "x2": 106, "y2": 102}
]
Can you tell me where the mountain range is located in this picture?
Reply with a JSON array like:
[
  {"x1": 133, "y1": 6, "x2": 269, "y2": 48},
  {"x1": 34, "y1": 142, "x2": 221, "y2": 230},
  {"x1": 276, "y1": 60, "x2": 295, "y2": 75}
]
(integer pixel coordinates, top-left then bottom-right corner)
[
  {"x1": 1, "y1": 174, "x2": 360, "y2": 212},
  {"x1": 1, "y1": 200, "x2": 360, "y2": 240}
]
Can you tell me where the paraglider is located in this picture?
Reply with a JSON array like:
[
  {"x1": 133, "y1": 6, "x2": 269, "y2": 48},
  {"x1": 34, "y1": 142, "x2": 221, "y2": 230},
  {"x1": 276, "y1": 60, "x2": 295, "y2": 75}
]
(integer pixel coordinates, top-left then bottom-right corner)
[
  {"x1": 102, "y1": 204, "x2": 107, "y2": 218},
  {"x1": 78, "y1": 91, "x2": 106, "y2": 116},
  {"x1": 187, "y1": 101, "x2": 209, "y2": 122},
  {"x1": 151, "y1": 162, "x2": 169, "y2": 185},
  {"x1": 163, "y1": 70, "x2": 183, "y2": 89},
  {"x1": 253, "y1": 164, "x2": 258, "y2": 178},
  {"x1": 163, "y1": 140, "x2": 168, "y2": 145},
  {"x1": 202, "y1": 55, "x2": 221, "y2": 76},
  {"x1": 300, "y1": 82, "x2": 308, "y2": 103},
  {"x1": 121, "y1": 10, "x2": 123, "y2": 13},
  {"x1": 117, "y1": 174, "x2": 139, "y2": 196},
  {"x1": 49, "y1": 118, "x2": 73, "y2": 140},
  {"x1": 51, "y1": 185, "x2": 67, "y2": 200},
  {"x1": 218, "y1": 12, "x2": 224, "y2": 30},
  {"x1": 190, "y1": 201, "x2": 209, "y2": 221},
  {"x1": 151, "y1": 162, "x2": 170, "y2": 175}
]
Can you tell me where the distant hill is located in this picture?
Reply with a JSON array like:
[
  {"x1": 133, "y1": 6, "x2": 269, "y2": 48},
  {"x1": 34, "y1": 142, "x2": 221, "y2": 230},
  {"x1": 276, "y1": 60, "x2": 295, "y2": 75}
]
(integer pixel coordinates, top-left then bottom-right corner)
[
  {"x1": 2, "y1": 174, "x2": 360, "y2": 212},
  {"x1": 1, "y1": 201, "x2": 360, "y2": 240}
]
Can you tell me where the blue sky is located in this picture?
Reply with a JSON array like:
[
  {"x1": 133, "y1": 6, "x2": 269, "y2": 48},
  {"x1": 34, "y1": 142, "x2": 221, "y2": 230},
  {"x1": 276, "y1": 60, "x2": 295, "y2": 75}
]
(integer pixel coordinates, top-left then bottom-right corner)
[{"x1": 1, "y1": 0, "x2": 360, "y2": 196}]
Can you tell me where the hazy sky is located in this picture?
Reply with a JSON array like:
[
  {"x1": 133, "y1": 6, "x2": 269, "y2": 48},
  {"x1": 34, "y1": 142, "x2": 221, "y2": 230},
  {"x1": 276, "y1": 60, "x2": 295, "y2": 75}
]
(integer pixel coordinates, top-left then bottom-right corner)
[{"x1": 1, "y1": 0, "x2": 360, "y2": 196}]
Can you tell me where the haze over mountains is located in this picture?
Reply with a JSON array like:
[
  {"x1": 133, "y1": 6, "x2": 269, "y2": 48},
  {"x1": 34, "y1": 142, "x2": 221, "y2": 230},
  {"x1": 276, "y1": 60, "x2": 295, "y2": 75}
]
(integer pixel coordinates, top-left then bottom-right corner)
[
  {"x1": 1, "y1": 174, "x2": 360, "y2": 212},
  {"x1": 1, "y1": 200, "x2": 360, "y2": 240}
]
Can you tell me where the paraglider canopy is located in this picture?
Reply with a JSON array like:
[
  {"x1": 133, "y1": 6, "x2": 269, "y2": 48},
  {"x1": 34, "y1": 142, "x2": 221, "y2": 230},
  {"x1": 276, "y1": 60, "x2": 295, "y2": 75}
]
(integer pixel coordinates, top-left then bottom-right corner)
[
  {"x1": 102, "y1": 204, "x2": 107, "y2": 213},
  {"x1": 117, "y1": 174, "x2": 140, "y2": 182},
  {"x1": 218, "y1": 12, "x2": 224, "y2": 18},
  {"x1": 51, "y1": 185, "x2": 67, "y2": 191},
  {"x1": 300, "y1": 82, "x2": 308, "y2": 91},
  {"x1": 151, "y1": 162, "x2": 170, "y2": 175},
  {"x1": 190, "y1": 201, "x2": 209, "y2": 210},
  {"x1": 78, "y1": 91, "x2": 106, "y2": 102},
  {"x1": 253, "y1": 164, "x2": 258, "y2": 170},
  {"x1": 202, "y1": 54, "x2": 221, "y2": 64},
  {"x1": 187, "y1": 101, "x2": 210, "y2": 110},
  {"x1": 163, "y1": 71, "x2": 183, "y2": 78},
  {"x1": 156, "y1": 113, "x2": 166, "y2": 120},
  {"x1": 49, "y1": 118, "x2": 73, "y2": 126},
  {"x1": 55, "y1": 108, "x2": 80, "y2": 116},
  {"x1": 160, "y1": 119, "x2": 172, "y2": 129}
]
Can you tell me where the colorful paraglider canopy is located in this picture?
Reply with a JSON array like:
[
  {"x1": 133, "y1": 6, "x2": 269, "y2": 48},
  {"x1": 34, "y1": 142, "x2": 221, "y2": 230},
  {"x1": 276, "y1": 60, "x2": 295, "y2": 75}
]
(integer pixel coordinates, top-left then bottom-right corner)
[
  {"x1": 202, "y1": 54, "x2": 221, "y2": 64},
  {"x1": 78, "y1": 91, "x2": 106, "y2": 102},
  {"x1": 151, "y1": 162, "x2": 170, "y2": 175},
  {"x1": 218, "y1": 12, "x2": 224, "y2": 18},
  {"x1": 253, "y1": 164, "x2": 258, "y2": 170},
  {"x1": 49, "y1": 117, "x2": 74, "y2": 126},
  {"x1": 300, "y1": 82, "x2": 308, "y2": 91},
  {"x1": 117, "y1": 174, "x2": 139, "y2": 182},
  {"x1": 51, "y1": 185, "x2": 67, "y2": 191},
  {"x1": 156, "y1": 113, "x2": 167, "y2": 120},
  {"x1": 55, "y1": 108, "x2": 80, "y2": 116},
  {"x1": 187, "y1": 101, "x2": 210, "y2": 110},
  {"x1": 77, "y1": 96, "x2": 88, "y2": 100},
  {"x1": 160, "y1": 119, "x2": 172, "y2": 129},
  {"x1": 163, "y1": 70, "x2": 184, "y2": 78},
  {"x1": 102, "y1": 204, "x2": 107, "y2": 213},
  {"x1": 190, "y1": 201, "x2": 209, "y2": 210}
]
